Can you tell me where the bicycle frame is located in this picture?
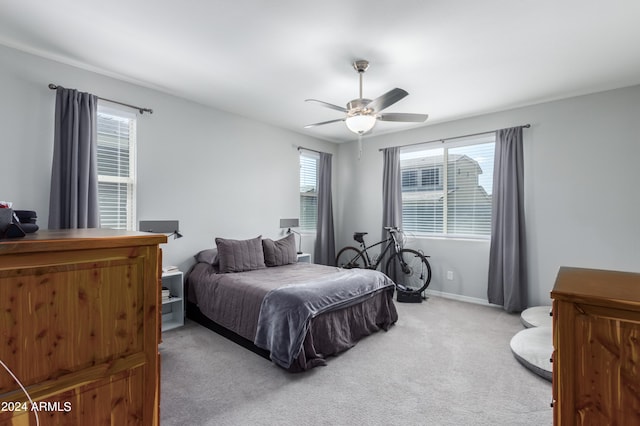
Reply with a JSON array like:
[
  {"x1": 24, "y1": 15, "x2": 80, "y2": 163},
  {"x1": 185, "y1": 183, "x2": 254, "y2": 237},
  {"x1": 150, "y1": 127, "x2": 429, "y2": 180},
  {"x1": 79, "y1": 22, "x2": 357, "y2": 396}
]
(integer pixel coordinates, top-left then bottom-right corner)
[{"x1": 353, "y1": 230, "x2": 402, "y2": 270}]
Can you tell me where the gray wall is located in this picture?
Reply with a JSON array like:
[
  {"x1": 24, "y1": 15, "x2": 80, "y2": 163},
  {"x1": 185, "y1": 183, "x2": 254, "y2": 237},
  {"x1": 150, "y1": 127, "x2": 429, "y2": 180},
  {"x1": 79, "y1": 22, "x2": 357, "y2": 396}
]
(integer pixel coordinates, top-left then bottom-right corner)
[
  {"x1": 336, "y1": 85, "x2": 640, "y2": 306},
  {"x1": 0, "y1": 44, "x2": 336, "y2": 271}
]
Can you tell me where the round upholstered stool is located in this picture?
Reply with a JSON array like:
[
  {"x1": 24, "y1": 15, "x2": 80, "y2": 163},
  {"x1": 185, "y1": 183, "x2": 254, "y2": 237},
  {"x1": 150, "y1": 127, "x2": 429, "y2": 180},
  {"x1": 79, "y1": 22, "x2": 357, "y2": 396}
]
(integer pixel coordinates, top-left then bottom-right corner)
[
  {"x1": 520, "y1": 305, "x2": 552, "y2": 328},
  {"x1": 510, "y1": 326, "x2": 552, "y2": 381}
]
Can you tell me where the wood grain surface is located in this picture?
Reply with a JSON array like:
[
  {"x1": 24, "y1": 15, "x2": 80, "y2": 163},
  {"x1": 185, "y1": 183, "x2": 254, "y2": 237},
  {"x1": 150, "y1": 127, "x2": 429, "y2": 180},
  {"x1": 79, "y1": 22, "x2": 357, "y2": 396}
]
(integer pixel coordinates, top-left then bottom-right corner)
[{"x1": 0, "y1": 230, "x2": 165, "y2": 425}]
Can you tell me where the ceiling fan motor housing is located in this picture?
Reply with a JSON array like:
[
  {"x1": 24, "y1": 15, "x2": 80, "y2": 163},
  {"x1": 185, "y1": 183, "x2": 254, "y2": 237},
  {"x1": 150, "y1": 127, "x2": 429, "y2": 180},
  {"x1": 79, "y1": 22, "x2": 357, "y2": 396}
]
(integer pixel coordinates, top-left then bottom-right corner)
[
  {"x1": 353, "y1": 60, "x2": 369, "y2": 73},
  {"x1": 347, "y1": 98, "x2": 373, "y2": 116}
]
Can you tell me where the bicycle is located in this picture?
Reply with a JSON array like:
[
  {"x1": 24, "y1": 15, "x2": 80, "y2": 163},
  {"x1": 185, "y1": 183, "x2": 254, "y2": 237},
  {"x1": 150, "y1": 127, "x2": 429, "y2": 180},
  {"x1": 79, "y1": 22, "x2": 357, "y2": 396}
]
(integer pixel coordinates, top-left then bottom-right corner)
[{"x1": 335, "y1": 226, "x2": 431, "y2": 295}]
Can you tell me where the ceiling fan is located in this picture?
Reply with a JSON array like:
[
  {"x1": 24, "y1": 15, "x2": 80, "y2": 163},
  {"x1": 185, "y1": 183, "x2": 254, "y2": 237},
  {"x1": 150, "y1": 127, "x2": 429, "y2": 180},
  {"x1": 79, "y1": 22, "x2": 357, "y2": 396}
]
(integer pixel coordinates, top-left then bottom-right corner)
[{"x1": 304, "y1": 60, "x2": 428, "y2": 136}]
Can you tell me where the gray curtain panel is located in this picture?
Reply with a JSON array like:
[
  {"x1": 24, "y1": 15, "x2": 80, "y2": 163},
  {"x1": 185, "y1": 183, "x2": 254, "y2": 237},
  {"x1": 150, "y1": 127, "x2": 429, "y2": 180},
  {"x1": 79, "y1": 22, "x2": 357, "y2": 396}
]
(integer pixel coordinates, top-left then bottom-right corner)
[
  {"x1": 48, "y1": 87, "x2": 100, "y2": 229},
  {"x1": 314, "y1": 152, "x2": 336, "y2": 265},
  {"x1": 382, "y1": 147, "x2": 402, "y2": 278},
  {"x1": 487, "y1": 126, "x2": 527, "y2": 312}
]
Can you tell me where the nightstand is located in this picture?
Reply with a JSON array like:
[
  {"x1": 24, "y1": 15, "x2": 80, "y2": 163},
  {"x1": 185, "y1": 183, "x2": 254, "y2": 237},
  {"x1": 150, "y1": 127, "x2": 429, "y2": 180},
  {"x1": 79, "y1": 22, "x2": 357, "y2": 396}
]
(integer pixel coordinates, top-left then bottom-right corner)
[
  {"x1": 161, "y1": 270, "x2": 184, "y2": 331},
  {"x1": 296, "y1": 253, "x2": 311, "y2": 263}
]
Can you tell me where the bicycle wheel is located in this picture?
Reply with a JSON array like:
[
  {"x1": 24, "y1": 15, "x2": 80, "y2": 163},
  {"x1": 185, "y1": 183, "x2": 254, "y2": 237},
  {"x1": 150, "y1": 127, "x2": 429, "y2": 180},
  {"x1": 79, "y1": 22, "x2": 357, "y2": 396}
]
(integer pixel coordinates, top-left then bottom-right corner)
[
  {"x1": 335, "y1": 246, "x2": 368, "y2": 269},
  {"x1": 385, "y1": 248, "x2": 431, "y2": 292}
]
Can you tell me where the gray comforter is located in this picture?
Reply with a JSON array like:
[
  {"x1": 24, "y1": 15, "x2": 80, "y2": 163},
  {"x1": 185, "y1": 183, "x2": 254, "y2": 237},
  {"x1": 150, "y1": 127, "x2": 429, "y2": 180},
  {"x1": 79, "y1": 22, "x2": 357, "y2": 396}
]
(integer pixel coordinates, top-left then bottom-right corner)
[
  {"x1": 186, "y1": 262, "x2": 396, "y2": 370},
  {"x1": 254, "y1": 267, "x2": 395, "y2": 369}
]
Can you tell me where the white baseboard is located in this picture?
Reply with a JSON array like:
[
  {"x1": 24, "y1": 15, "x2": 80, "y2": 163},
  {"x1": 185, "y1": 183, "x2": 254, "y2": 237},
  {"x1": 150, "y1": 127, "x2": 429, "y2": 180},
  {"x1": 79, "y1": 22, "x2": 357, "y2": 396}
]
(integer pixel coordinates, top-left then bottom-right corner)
[{"x1": 425, "y1": 289, "x2": 503, "y2": 309}]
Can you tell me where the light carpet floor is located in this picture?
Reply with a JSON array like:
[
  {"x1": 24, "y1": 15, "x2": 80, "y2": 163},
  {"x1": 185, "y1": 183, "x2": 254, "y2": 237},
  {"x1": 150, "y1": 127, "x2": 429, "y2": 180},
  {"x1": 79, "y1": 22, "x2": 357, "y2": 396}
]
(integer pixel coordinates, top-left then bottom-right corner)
[{"x1": 160, "y1": 296, "x2": 552, "y2": 426}]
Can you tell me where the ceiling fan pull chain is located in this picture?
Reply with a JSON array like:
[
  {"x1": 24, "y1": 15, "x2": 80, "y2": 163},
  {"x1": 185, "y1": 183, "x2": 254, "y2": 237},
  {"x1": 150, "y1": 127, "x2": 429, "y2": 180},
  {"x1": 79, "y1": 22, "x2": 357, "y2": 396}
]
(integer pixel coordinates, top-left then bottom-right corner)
[{"x1": 358, "y1": 135, "x2": 363, "y2": 160}]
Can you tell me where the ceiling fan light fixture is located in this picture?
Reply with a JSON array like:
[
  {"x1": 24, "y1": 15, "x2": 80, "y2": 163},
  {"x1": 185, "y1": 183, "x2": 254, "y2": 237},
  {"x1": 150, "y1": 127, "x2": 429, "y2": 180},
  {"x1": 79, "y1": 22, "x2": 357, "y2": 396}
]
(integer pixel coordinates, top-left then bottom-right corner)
[{"x1": 345, "y1": 114, "x2": 376, "y2": 135}]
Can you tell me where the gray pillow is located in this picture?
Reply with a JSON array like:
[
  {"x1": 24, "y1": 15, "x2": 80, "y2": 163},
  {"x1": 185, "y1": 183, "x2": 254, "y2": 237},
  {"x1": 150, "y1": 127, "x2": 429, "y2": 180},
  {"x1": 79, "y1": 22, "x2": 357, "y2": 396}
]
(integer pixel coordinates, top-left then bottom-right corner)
[
  {"x1": 195, "y1": 248, "x2": 218, "y2": 265},
  {"x1": 215, "y1": 236, "x2": 266, "y2": 273},
  {"x1": 262, "y1": 233, "x2": 297, "y2": 267}
]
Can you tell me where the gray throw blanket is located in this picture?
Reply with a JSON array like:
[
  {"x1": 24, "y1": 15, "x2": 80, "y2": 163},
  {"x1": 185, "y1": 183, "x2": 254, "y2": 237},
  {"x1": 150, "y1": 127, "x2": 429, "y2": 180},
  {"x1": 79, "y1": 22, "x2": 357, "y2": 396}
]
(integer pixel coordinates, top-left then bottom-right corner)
[{"x1": 254, "y1": 268, "x2": 395, "y2": 369}]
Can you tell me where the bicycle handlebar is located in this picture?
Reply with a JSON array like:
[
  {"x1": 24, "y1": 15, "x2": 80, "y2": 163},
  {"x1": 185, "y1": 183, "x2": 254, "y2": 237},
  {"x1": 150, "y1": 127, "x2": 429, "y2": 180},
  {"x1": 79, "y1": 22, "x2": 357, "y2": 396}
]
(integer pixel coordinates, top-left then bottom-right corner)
[{"x1": 383, "y1": 226, "x2": 401, "y2": 236}]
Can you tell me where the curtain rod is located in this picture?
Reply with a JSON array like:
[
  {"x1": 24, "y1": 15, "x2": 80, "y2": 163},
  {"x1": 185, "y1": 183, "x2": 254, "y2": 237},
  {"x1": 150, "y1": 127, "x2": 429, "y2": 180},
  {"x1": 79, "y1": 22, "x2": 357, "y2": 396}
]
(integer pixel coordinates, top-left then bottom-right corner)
[
  {"x1": 48, "y1": 83, "x2": 153, "y2": 115},
  {"x1": 378, "y1": 124, "x2": 530, "y2": 152},
  {"x1": 297, "y1": 146, "x2": 328, "y2": 155}
]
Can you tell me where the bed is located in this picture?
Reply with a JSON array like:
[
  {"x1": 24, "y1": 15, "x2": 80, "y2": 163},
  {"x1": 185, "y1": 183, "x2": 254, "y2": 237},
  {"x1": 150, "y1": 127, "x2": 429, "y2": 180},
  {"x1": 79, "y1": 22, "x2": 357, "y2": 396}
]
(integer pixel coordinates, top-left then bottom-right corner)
[{"x1": 185, "y1": 234, "x2": 398, "y2": 371}]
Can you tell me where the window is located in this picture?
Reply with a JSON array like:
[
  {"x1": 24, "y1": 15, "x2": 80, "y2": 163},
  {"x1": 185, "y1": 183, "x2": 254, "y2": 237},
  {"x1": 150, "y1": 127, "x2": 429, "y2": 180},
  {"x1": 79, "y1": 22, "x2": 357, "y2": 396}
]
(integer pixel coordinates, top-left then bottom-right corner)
[
  {"x1": 402, "y1": 167, "x2": 442, "y2": 192},
  {"x1": 421, "y1": 168, "x2": 441, "y2": 187},
  {"x1": 299, "y1": 151, "x2": 318, "y2": 231},
  {"x1": 402, "y1": 169, "x2": 418, "y2": 188},
  {"x1": 96, "y1": 104, "x2": 137, "y2": 230},
  {"x1": 401, "y1": 134, "x2": 495, "y2": 237}
]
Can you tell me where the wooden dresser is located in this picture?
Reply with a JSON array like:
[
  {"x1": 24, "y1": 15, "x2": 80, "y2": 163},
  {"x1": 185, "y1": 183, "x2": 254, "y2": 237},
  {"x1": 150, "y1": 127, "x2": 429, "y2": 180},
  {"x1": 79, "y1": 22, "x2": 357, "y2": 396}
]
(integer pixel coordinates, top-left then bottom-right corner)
[
  {"x1": 0, "y1": 229, "x2": 166, "y2": 425},
  {"x1": 551, "y1": 267, "x2": 640, "y2": 425}
]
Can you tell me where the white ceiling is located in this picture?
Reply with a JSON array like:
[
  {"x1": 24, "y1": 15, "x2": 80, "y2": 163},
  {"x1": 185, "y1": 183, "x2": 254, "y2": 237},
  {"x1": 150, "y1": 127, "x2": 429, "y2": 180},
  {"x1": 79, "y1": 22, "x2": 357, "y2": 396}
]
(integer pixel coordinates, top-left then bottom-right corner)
[{"x1": 1, "y1": 1, "x2": 639, "y2": 143}]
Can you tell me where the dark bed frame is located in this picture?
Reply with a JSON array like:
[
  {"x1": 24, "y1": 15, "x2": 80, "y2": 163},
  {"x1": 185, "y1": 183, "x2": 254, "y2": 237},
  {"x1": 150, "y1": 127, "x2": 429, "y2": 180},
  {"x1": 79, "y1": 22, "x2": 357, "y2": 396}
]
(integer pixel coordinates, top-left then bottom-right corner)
[{"x1": 186, "y1": 300, "x2": 271, "y2": 361}]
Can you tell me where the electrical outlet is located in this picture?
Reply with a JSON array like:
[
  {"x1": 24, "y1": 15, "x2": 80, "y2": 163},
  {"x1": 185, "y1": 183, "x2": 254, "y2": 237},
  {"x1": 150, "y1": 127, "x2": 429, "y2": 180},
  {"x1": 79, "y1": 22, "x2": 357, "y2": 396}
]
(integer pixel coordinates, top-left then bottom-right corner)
[{"x1": 447, "y1": 271, "x2": 454, "y2": 280}]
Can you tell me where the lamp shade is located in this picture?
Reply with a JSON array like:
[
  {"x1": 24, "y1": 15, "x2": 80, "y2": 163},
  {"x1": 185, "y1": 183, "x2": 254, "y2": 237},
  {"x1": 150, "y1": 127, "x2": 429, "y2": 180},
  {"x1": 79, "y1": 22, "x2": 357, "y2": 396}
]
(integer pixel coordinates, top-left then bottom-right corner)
[
  {"x1": 345, "y1": 114, "x2": 376, "y2": 135},
  {"x1": 139, "y1": 220, "x2": 179, "y2": 233},
  {"x1": 280, "y1": 218, "x2": 299, "y2": 228},
  {"x1": 139, "y1": 220, "x2": 182, "y2": 240}
]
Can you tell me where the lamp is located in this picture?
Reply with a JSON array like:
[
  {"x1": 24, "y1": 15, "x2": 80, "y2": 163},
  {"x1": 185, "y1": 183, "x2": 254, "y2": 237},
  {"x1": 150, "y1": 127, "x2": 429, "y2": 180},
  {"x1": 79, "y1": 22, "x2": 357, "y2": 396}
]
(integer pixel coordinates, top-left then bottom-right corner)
[
  {"x1": 279, "y1": 218, "x2": 302, "y2": 254},
  {"x1": 139, "y1": 220, "x2": 183, "y2": 240},
  {"x1": 345, "y1": 113, "x2": 376, "y2": 135}
]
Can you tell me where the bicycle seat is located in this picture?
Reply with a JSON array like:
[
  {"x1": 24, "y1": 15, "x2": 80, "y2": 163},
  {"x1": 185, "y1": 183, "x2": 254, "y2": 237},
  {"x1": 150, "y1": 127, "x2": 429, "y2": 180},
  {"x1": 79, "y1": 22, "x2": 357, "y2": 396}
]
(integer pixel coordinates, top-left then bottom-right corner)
[{"x1": 353, "y1": 232, "x2": 368, "y2": 244}]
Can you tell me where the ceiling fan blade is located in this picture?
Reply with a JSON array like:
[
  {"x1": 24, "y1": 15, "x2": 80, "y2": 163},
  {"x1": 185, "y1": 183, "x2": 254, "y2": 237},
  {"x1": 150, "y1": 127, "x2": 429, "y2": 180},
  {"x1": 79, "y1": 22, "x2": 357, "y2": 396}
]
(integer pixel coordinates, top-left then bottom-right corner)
[
  {"x1": 377, "y1": 113, "x2": 429, "y2": 123},
  {"x1": 305, "y1": 99, "x2": 348, "y2": 113},
  {"x1": 304, "y1": 118, "x2": 346, "y2": 128},
  {"x1": 366, "y1": 88, "x2": 408, "y2": 112}
]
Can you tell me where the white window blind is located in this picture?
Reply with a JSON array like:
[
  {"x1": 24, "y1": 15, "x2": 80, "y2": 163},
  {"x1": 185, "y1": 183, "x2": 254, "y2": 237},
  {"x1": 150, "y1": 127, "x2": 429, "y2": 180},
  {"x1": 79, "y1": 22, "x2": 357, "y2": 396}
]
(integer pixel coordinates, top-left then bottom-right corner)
[
  {"x1": 401, "y1": 134, "x2": 495, "y2": 237},
  {"x1": 299, "y1": 152, "x2": 318, "y2": 231},
  {"x1": 97, "y1": 105, "x2": 136, "y2": 230}
]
